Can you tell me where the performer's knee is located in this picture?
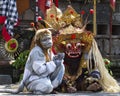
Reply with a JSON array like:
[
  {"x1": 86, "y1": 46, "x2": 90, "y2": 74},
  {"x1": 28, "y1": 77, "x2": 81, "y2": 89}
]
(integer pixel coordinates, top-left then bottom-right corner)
[
  {"x1": 42, "y1": 83, "x2": 53, "y2": 93},
  {"x1": 35, "y1": 83, "x2": 53, "y2": 93}
]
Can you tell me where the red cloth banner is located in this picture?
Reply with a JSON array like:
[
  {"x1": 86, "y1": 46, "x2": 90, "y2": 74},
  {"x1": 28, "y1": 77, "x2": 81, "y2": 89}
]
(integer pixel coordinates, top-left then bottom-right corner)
[
  {"x1": 38, "y1": 0, "x2": 46, "y2": 16},
  {"x1": 0, "y1": 16, "x2": 6, "y2": 24},
  {"x1": 2, "y1": 26, "x2": 11, "y2": 42},
  {"x1": 0, "y1": 16, "x2": 11, "y2": 41},
  {"x1": 110, "y1": 0, "x2": 116, "y2": 11}
]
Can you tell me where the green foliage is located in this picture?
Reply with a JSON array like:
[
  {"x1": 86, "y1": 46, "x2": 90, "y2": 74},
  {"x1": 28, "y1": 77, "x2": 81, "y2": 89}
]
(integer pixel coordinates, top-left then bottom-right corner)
[
  {"x1": 12, "y1": 50, "x2": 30, "y2": 70},
  {"x1": 19, "y1": 73, "x2": 23, "y2": 82}
]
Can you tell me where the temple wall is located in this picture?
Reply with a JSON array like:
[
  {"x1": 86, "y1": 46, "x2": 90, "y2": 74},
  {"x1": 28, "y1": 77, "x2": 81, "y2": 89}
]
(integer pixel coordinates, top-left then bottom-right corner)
[
  {"x1": 0, "y1": 0, "x2": 120, "y2": 81},
  {"x1": 0, "y1": 0, "x2": 120, "y2": 64}
]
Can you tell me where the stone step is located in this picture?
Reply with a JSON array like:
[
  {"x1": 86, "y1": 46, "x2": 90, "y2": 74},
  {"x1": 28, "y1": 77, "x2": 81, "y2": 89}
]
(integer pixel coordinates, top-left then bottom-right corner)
[{"x1": 0, "y1": 75, "x2": 12, "y2": 85}]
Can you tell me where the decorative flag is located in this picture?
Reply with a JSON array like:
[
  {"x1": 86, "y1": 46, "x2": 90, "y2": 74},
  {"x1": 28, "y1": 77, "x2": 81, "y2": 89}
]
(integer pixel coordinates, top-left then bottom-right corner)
[
  {"x1": 110, "y1": 0, "x2": 116, "y2": 11},
  {"x1": 0, "y1": 0, "x2": 18, "y2": 42},
  {"x1": 35, "y1": 0, "x2": 39, "y2": 22}
]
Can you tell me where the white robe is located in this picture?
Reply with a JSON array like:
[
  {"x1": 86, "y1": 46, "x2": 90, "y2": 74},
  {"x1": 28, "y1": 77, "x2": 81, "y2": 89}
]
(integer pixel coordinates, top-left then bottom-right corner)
[{"x1": 19, "y1": 45, "x2": 65, "y2": 94}]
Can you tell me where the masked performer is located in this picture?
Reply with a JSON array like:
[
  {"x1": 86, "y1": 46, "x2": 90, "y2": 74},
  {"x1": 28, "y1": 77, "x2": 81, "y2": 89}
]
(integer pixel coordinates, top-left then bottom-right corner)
[
  {"x1": 0, "y1": 28, "x2": 65, "y2": 94},
  {"x1": 18, "y1": 29, "x2": 65, "y2": 94},
  {"x1": 45, "y1": 5, "x2": 120, "y2": 93}
]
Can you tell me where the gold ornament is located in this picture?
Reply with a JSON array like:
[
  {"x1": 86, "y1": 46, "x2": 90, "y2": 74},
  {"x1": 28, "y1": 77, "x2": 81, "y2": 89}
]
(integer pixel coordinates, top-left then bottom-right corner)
[
  {"x1": 45, "y1": 4, "x2": 83, "y2": 30},
  {"x1": 45, "y1": 3, "x2": 62, "y2": 30},
  {"x1": 5, "y1": 38, "x2": 18, "y2": 53}
]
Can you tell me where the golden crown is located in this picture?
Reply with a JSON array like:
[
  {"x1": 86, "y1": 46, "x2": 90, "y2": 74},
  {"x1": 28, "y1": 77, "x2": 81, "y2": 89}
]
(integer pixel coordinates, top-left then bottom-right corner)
[
  {"x1": 30, "y1": 4, "x2": 94, "y2": 53},
  {"x1": 45, "y1": 4, "x2": 83, "y2": 30},
  {"x1": 31, "y1": 3, "x2": 94, "y2": 33},
  {"x1": 30, "y1": 4, "x2": 83, "y2": 30}
]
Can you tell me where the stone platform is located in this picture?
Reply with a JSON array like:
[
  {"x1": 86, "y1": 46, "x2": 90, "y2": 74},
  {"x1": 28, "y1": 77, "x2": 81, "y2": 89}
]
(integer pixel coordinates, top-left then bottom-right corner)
[
  {"x1": 0, "y1": 60, "x2": 119, "y2": 96},
  {"x1": 0, "y1": 79, "x2": 119, "y2": 96}
]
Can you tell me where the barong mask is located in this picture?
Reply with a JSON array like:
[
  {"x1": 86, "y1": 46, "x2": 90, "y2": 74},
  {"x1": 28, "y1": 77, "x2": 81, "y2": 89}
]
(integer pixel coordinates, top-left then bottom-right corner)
[{"x1": 44, "y1": 4, "x2": 94, "y2": 59}]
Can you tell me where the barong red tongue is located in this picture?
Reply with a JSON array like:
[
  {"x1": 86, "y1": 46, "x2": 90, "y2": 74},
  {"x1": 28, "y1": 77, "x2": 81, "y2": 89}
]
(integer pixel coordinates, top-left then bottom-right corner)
[{"x1": 2, "y1": 26, "x2": 11, "y2": 42}]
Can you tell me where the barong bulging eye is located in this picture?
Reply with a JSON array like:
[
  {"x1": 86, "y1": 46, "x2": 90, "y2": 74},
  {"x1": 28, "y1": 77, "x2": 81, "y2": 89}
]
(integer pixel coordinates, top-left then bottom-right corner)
[{"x1": 66, "y1": 43, "x2": 72, "y2": 50}]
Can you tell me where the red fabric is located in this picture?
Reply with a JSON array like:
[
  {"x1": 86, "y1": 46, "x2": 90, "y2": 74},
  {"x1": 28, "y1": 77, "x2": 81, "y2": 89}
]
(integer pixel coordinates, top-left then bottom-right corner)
[
  {"x1": 0, "y1": 16, "x2": 11, "y2": 41},
  {"x1": 55, "y1": 0, "x2": 58, "y2": 7},
  {"x1": 110, "y1": 0, "x2": 116, "y2": 11},
  {"x1": 0, "y1": 16, "x2": 6, "y2": 24},
  {"x1": 38, "y1": 0, "x2": 46, "y2": 16},
  {"x1": 2, "y1": 26, "x2": 11, "y2": 42}
]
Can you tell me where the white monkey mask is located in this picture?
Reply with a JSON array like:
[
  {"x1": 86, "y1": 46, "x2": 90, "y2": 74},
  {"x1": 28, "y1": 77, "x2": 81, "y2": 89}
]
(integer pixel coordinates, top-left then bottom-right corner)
[{"x1": 40, "y1": 34, "x2": 53, "y2": 49}]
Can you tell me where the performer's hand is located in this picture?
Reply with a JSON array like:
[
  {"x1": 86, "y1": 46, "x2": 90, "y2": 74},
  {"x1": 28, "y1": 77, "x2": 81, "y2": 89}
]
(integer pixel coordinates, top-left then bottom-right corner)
[
  {"x1": 53, "y1": 53, "x2": 65, "y2": 66},
  {"x1": 54, "y1": 53, "x2": 65, "y2": 60}
]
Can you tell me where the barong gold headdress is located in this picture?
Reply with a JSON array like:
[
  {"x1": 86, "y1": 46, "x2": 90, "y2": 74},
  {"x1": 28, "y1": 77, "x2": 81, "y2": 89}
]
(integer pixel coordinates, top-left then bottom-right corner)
[
  {"x1": 32, "y1": 4, "x2": 83, "y2": 31},
  {"x1": 43, "y1": 4, "x2": 94, "y2": 53},
  {"x1": 30, "y1": 3, "x2": 94, "y2": 53},
  {"x1": 45, "y1": 4, "x2": 83, "y2": 30}
]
